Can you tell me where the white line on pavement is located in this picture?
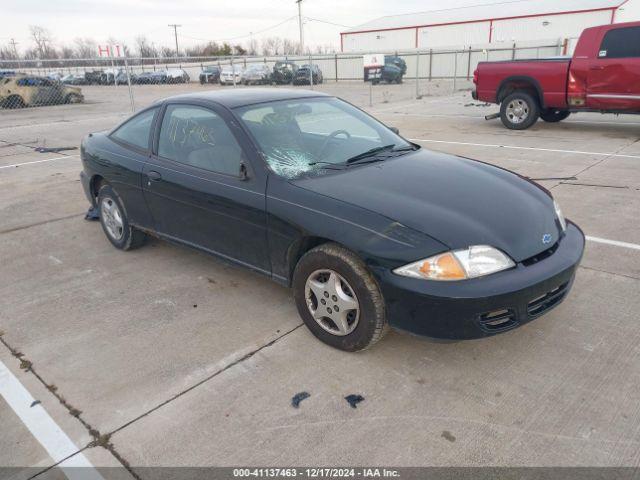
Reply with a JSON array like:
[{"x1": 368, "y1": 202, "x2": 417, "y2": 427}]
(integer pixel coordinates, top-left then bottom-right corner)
[
  {"x1": 586, "y1": 236, "x2": 640, "y2": 251},
  {"x1": 0, "y1": 154, "x2": 80, "y2": 170},
  {"x1": 0, "y1": 360, "x2": 104, "y2": 480},
  {"x1": 409, "y1": 138, "x2": 640, "y2": 160}
]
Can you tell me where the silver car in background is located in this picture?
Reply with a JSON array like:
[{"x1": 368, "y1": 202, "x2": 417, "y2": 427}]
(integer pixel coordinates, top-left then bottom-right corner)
[
  {"x1": 219, "y1": 65, "x2": 243, "y2": 85},
  {"x1": 241, "y1": 64, "x2": 272, "y2": 85}
]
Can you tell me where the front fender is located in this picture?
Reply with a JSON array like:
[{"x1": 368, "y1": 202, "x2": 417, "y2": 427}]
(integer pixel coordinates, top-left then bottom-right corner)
[{"x1": 266, "y1": 176, "x2": 448, "y2": 285}]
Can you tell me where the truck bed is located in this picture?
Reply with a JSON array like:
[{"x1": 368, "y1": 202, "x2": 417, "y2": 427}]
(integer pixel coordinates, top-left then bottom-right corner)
[{"x1": 475, "y1": 58, "x2": 571, "y2": 108}]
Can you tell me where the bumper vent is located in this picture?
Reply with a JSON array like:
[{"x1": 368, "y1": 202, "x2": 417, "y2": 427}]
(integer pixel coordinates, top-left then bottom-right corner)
[
  {"x1": 527, "y1": 282, "x2": 569, "y2": 319},
  {"x1": 479, "y1": 309, "x2": 517, "y2": 332}
]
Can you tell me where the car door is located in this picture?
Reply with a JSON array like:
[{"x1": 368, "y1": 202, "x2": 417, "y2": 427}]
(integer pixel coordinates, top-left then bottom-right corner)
[
  {"x1": 587, "y1": 25, "x2": 640, "y2": 111},
  {"x1": 142, "y1": 101, "x2": 271, "y2": 274}
]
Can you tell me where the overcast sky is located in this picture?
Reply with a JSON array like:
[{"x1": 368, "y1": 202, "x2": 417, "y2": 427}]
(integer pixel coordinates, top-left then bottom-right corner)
[{"x1": 2, "y1": 0, "x2": 529, "y2": 53}]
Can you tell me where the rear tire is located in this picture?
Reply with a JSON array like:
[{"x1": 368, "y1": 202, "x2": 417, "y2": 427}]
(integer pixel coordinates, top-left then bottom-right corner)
[
  {"x1": 65, "y1": 93, "x2": 82, "y2": 104},
  {"x1": 540, "y1": 109, "x2": 570, "y2": 123},
  {"x1": 4, "y1": 95, "x2": 25, "y2": 109},
  {"x1": 97, "y1": 185, "x2": 147, "y2": 251},
  {"x1": 293, "y1": 243, "x2": 388, "y2": 352},
  {"x1": 500, "y1": 92, "x2": 539, "y2": 130}
]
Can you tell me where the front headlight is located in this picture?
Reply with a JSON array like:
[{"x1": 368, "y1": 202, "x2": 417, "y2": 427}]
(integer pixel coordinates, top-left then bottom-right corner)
[
  {"x1": 554, "y1": 199, "x2": 567, "y2": 231},
  {"x1": 393, "y1": 245, "x2": 515, "y2": 281}
]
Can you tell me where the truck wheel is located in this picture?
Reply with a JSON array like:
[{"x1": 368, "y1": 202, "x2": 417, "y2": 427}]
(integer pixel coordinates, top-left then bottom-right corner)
[
  {"x1": 293, "y1": 243, "x2": 388, "y2": 352},
  {"x1": 500, "y1": 92, "x2": 539, "y2": 130},
  {"x1": 540, "y1": 109, "x2": 570, "y2": 123}
]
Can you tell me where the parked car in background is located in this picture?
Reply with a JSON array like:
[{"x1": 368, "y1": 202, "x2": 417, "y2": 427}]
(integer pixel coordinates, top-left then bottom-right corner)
[
  {"x1": 46, "y1": 72, "x2": 64, "y2": 82},
  {"x1": 84, "y1": 70, "x2": 104, "y2": 85},
  {"x1": 136, "y1": 70, "x2": 168, "y2": 84},
  {"x1": 62, "y1": 74, "x2": 88, "y2": 85},
  {"x1": 0, "y1": 70, "x2": 17, "y2": 78},
  {"x1": 80, "y1": 89, "x2": 583, "y2": 351},
  {"x1": 166, "y1": 68, "x2": 190, "y2": 84},
  {"x1": 199, "y1": 65, "x2": 221, "y2": 84},
  {"x1": 241, "y1": 64, "x2": 272, "y2": 85},
  {"x1": 0, "y1": 75, "x2": 83, "y2": 108},
  {"x1": 473, "y1": 21, "x2": 640, "y2": 130},
  {"x1": 116, "y1": 70, "x2": 136, "y2": 85},
  {"x1": 293, "y1": 64, "x2": 323, "y2": 85},
  {"x1": 219, "y1": 65, "x2": 243, "y2": 85},
  {"x1": 272, "y1": 61, "x2": 298, "y2": 84}
]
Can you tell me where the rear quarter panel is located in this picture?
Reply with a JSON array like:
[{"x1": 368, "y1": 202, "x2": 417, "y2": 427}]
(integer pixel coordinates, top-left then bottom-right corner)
[
  {"x1": 81, "y1": 132, "x2": 154, "y2": 229},
  {"x1": 476, "y1": 59, "x2": 571, "y2": 108}
]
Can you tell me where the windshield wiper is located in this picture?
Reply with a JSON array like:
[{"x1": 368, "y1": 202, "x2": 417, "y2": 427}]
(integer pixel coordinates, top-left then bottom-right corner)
[
  {"x1": 344, "y1": 144, "x2": 397, "y2": 164},
  {"x1": 307, "y1": 161, "x2": 346, "y2": 170}
]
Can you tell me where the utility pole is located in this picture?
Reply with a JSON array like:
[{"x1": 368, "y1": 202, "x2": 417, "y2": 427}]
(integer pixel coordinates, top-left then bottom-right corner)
[
  {"x1": 9, "y1": 38, "x2": 20, "y2": 69},
  {"x1": 168, "y1": 24, "x2": 181, "y2": 65},
  {"x1": 296, "y1": 0, "x2": 304, "y2": 53}
]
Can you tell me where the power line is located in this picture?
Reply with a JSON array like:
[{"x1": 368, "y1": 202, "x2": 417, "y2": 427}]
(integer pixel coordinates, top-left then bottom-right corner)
[
  {"x1": 305, "y1": 16, "x2": 353, "y2": 28},
  {"x1": 178, "y1": 16, "x2": 297, "y2": 44}
]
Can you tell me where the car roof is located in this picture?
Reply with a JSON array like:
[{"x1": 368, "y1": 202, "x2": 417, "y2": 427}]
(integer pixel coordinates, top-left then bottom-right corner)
[{"x1": 165, "y1": 88, "x2": 329, "y2": 108}]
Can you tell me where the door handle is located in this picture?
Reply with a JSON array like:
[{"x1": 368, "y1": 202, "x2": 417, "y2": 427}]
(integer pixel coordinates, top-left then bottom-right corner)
[
  {"x1": 590, "y1": 66, "x2": 604, "y2": 71},
  {"x1": 147, "y1": 170, "x2": 162, "y2": 182}
]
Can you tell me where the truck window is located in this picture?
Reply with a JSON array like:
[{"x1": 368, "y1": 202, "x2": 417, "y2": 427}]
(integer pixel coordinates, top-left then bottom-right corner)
[{"x1": 599, "y1": 26, "x2": 640, "y2": 59}]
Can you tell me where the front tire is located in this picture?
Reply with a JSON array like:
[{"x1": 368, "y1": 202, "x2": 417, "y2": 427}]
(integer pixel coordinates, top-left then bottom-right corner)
[
  {"x1": 293, "y1": 243, "x2": 388, "y2": 352},
  {"x1": 98, "y1": 185, "x2": 146, "y2": 250},
  {"x1": 500, "y1": 92, "x2": 539, "y2": 130},
  {"x1": 540, "y1": 109, "x2": 570, "y2": 123},
  {"x1": 4, "y1": 95, "x2": 25, "y2": 109}
]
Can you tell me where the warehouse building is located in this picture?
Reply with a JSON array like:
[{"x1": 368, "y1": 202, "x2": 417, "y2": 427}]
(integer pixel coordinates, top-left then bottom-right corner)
[{"x1": 340, "y1": 0, "x2": 640, "y2": 52}]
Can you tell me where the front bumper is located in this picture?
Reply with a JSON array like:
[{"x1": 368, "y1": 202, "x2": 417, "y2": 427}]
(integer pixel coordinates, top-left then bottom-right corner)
[{"x1": 378, "y1": 222, "x2": 585, "y2": 340}]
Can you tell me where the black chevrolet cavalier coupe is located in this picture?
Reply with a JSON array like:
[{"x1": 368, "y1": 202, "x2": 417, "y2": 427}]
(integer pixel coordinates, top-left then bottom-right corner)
[{"x1": 80, "y1": 89, "x2": 584, "y2": 351}]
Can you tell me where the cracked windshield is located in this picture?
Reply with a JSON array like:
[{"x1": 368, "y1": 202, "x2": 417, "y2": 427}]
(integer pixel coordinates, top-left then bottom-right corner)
[{"x1": 236, "y1": 97, "x2": 413, "y2": 178}]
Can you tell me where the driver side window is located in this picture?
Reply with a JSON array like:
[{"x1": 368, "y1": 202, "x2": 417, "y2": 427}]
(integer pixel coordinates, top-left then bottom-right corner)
[{"x1": 158, "y1": 105, "x2": 243, "y2": 176}]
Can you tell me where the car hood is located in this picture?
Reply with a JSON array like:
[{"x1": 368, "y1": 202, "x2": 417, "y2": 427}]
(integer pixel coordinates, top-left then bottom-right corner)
[{"x1": 293, "y1": 150, "x2": 562, "y2": 262}]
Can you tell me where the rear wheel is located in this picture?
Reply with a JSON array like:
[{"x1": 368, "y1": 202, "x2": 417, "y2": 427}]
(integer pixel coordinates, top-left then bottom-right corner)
[
  {"x1": 293, "y1": 243, "x2": 388, "y2": 352},
  {"x1": 98, "y1": 185, "x2": 147, "y2": 250},
  {"x1": 500, "y1": 92, "x2": 540, "y2": 130},
  {"x1": 540, "y1": 109, "x2": 570, "y2": 123},
  {"x1": 4, "y1": 95, "x2": 25, "y2": 109},
  {"x1": 65, "y1": 93, "x2": 82, "y2": 104}
]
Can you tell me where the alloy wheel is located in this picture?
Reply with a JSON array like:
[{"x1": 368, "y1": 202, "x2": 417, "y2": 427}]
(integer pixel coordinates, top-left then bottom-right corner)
[
  {"x1": 305, "y1": 269, "x2": 360, "y2": 336},
  {"x1": 506, "y1": 99, "x2": 530, "y2": 124},
  {"x1": 101, "y1": 197, "x2": 124, "y2": 241}
]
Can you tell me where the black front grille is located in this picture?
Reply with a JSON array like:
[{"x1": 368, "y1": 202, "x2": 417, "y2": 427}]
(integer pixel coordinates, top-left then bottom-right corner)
[
  {"x1": 527, "y1": 282, "x2": 569, "y2": 318},
  {"x1": 478, "y1": 308, "x2": 518, "y2": 332},
  {"x1": 522, "y1": 242, "x2": 560, "y2": 267}
]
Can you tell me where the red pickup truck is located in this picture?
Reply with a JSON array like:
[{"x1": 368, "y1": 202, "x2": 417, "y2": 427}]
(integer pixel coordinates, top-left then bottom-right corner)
[{"x1": 473, "y1": 21, "x2": 640, "y2": 130}]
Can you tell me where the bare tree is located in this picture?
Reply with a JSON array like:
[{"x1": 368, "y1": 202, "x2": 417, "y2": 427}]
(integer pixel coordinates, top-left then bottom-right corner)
[
  {"x1": 74, "y1": 37, "x2": 96, "y2": 58},
  {"x1": 30, "y1": 25, "x2": 56, "y2": 59},
  {"x1": 135, "y1": 35, "x2": 156, "y2": 58},
  {"x1": 282, "y1": 39, "x2": 302, "y2": 55}
]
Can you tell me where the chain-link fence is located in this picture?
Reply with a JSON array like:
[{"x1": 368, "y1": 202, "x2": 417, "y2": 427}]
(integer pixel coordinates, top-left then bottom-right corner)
[{"x1": 0, "y1": 40, "x2": 563, "y2": 113}]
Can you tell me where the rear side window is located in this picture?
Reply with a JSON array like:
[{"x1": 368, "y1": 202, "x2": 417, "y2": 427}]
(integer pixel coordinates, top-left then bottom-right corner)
[
  {"x1": 157, "y1": 104, "x2": 243, "y2": 176},
  {"x1": 111, "y1": 107, "x2": 158, "y2": 150},
  {"x1": 599, "y1": 27, "x2": 640, "y2": 59}
]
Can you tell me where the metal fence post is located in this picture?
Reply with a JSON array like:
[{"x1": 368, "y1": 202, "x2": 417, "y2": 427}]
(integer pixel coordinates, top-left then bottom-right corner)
[
  {"x1": 124, "y1": 56, "x2": 135, "y2": 112},
  {"x1": 335, "y1": 54, "x2": 338, "y2": 82},
  {"x1": 453, "y1": 51, "x2": 458, "y2": 92},
  {"x1": 309, "y1": 53, "x2": 313, "y2": 89},
  {"x1": 512, "y1": 42, "x2": 516, "y2": 60},
  {"x1": 415, "y1": 50, "x2": 420, "y2": 99},
  {"x1": 466, "y1": 46, "x2": 472, "y2": 80},
  {"x1": 428, "y1": 49, "x2": 433, "y2": 81},
  {"x1": 231, "y1": 56, "x2": 236, "y2": 87}
]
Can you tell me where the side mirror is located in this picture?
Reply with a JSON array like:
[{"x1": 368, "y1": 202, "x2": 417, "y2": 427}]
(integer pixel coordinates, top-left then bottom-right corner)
[
  {"x1": 389, "y1": 126, "x2": 400, "y2": 135},
  {"x1": 239, "y1": 162, "x2": 249, "y2": 181}
]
